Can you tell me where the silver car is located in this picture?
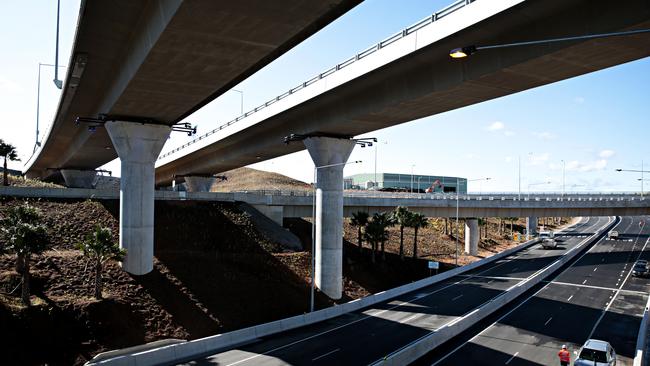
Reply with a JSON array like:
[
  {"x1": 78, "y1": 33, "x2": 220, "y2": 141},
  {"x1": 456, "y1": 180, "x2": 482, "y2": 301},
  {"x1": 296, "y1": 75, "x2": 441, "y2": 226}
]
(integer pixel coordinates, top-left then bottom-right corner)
[{"x1": 574, "y1": 339, "x2": 616, "y2": 366}]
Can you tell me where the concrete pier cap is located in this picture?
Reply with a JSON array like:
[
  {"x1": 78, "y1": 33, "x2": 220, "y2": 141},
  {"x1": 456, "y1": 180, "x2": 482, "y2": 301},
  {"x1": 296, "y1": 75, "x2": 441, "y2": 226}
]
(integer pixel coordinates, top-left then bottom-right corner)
[
  {"x1": 465, "y1": 218, "x2": 479, "y2": 256},
  {"x1": 105, "y1": 121, "x2": 171, "y2": 275},
  {"x1": 303, "y1": 136, "x2": 356, "y2": 300},
  {"x1": 60, "y1": 169, "x2": 98, "y2": 188},
  {"x1": 184, "y1": 176, "x2": 217, "y2": 192}
]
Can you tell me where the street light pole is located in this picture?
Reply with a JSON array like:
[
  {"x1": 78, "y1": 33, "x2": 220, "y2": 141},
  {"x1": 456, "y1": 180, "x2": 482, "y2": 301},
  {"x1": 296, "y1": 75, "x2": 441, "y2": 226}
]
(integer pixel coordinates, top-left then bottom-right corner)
[
  {"x1": 410, "y1": 164, "x2": 415, "y2": 193},
  {"x1": 232, "y1": 89, "x2": 244, "y2": 115},
  {"x1": 35, "y1": 62, "x2": 66, "y2": 152},
  {"x1": 310, "y1": 160, "x2": 362, "y2": 312},
  {"x1": 616, "y1": 164, "x2": 650, "y2": 198},
  {"x1": 518, "y1": 155, "x2": 521, "y2": 200},
  {"x1": 562, "y1": 160, "x2": 566, "y2": 197},
  {"x1": 455, "y1": 177, "x2": 459, "y2": 266},
  {"x1": 53, "y1": 0, "x2": 62, "y2": 89}
]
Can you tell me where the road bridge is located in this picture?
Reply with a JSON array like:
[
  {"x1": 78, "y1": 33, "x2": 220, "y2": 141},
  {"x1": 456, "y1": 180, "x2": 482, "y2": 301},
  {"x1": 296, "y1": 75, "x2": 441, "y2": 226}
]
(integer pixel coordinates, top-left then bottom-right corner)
[
  {"x1": 153, "y1": 0, "x2": 650, "y2": 297},
  {"x1": 21, "y1": 0, "x2": 360, "y2": 276}
]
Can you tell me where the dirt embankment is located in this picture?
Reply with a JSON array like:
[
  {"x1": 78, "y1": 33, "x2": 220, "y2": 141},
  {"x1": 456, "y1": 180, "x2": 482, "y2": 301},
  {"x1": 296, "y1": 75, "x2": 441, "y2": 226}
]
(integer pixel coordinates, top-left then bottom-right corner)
[{"x1": 0, "y1": 170, "x2": 572, "y2": 365}]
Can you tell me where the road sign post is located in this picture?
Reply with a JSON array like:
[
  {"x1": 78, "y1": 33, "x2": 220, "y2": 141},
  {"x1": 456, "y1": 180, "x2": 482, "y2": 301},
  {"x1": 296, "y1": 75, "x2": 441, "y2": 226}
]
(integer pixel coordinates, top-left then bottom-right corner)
[{"x1": 428, "y1": 261, "x2": 439, "y2": 276}]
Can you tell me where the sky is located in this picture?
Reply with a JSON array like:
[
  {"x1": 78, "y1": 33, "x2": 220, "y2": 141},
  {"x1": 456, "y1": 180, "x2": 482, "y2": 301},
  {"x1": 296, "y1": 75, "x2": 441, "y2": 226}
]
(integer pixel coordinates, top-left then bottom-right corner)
[{"x1": 1, "y1": 0, "x2": 649, "y2": 193}]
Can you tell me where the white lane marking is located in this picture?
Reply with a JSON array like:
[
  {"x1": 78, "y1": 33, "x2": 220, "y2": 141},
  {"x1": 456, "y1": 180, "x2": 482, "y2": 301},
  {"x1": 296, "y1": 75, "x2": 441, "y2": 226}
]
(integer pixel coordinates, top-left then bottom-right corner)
[
  {"x1": 593, "y1": 267, "x2": 598, "y2": 272},
  {"x1": 567, "y1": 295, "x2": 573, "y2": 302},
  {"x1": 549, "y1": 281, "x2": 647, "y2": 295},
  {"x1": 431, "y1": 217, "x2": 610, "y2": 366},
  {"x1": 544, "y1": 317, "x2": 553, "y2": 326},
  {"x1": 586, "y1": 226, "x2": 650, "y2": 340},
  {"x1": 402, "y1": 314, "x2": 420, "y2": 323},
  {"x1": 582, "y1": 279, "x2": 588, "y2": 284},
  {"x1": 458, "y1": 275, "x2": 527, "y2": 281},
  {"x1": 505, "y1": 351, "x2": 519, "y2": 364},
  {"x1": 452, "y1": 294, "x2": 463, "y2": 301},
  {"x1": 311, "y1": 348, "x2": 340, "y2": 361},
  {"x1": 512, "y1": 267, "x2": 519, "y2": 272}
]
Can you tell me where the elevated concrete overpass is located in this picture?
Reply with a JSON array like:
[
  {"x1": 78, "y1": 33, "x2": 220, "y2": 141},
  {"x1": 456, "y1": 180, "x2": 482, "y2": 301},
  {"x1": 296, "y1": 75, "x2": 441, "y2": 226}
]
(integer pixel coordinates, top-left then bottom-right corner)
[
  {"x1": 155, "y1": 0, "x2": 650, "y2": 182},
  {"x1": 20, "y1": 0, "x2": 360, "y2": 277},
  {"x1": 24, "y1": 0, "x2": 361, "y2": 179},
  {"x1": 151, "y1": 0, "x2": 650, "y2": 299}
]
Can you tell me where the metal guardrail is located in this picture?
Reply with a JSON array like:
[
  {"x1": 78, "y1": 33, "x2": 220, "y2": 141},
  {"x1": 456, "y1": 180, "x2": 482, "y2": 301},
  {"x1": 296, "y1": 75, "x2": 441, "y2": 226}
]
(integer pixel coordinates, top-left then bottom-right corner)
[
  {"x1": 157, "y1": 0, "x2": 477, "y2": 161},
  {"x1": 231, "y1": 189, "x2": 647, "y2": 202}
]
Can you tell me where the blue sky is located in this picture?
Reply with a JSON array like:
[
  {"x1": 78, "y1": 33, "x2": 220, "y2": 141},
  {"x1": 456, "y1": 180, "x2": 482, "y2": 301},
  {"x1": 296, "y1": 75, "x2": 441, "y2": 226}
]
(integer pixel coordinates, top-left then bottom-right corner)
[{"x1": 2, "y1": 0, "x2": 649, "y2": 192}]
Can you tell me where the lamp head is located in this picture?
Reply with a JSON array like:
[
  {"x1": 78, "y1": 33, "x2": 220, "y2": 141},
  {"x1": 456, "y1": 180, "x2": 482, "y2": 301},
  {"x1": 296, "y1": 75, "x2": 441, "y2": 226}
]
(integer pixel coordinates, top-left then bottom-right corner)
[
  {"x1": 615, "y1": 169, "x2": 622, "y2": 172},
  {"x1": 53, "y1": 79, "x2": 63, "y2": 89},
  {"x1": 449, "y1": 45, "x2": 477, "y2": 59}
]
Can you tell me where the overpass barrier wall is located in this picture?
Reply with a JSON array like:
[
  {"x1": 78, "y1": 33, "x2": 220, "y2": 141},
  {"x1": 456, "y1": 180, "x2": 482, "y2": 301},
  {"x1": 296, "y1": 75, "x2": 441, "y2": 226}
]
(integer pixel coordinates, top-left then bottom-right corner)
[
  {"x1": 370, "y1": 217, "x2": 617, "y2": 366},
  {"x1": 634, "y1": 295, "x2": 650, "y2": 366},
  {"x1": 86, "y1": 229, "x2": 560, "y2": 365}
]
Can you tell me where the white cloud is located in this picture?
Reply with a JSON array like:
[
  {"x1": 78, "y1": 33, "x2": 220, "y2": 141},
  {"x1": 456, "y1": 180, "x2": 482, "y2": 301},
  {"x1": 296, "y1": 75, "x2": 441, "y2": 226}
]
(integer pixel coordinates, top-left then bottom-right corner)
[
  {"x1": 487, "y1": 121, "x2": 504, "y2": 131},
  {"x1": 504, "y1": 130, "x2": 515, "y2": 137},
  {"x1": 563, "y1": 159, "x2": 608, "y2": 172},
  {"x1": 574, "y1": 96, "x2": 585, "y2": 104},
  {"x1": 465, "y1": 153, "x2": 478, "y2": 160},
  {"x1": 529, "y1": 153, "x2": 550, "y2": 166},
  {"x1": 504, "y1": 156, "x2": 513, "y2": 163},
  {"x1": 533, "y1": 131, "x2": 555, "y2": 140},
  {"x1": 599, "y1": 149, "x2": 615, "y2": 158}
]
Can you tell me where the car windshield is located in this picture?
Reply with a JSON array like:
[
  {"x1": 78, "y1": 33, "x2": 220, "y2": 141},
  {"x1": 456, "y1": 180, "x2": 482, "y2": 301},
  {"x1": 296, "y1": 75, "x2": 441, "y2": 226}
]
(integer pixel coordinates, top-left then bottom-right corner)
[
  {"x1": 634, "y1": 265, "x2": 647, "y2": 270},
  {"x1": 579, "y1": 348, "x2": 608, "y2": 362}
]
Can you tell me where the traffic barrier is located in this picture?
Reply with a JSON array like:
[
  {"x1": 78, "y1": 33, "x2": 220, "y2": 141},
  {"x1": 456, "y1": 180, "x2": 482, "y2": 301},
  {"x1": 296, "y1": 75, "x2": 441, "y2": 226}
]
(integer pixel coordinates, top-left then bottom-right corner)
[
  {"x1": 634, "y1": 294, "x2": 650, "y2": 366},
  {"x1": 86, "y1": 228, "x2": 555, "y2": 365},
  {"x1": 370, "y1": 217, "x2": 617, "y2": 365}
]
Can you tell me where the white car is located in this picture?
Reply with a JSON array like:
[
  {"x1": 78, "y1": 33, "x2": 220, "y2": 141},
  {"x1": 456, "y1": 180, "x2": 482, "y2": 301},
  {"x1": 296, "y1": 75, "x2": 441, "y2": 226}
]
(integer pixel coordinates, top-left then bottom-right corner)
[
  {"x1": 574, "y1": 339, "x2": 616, "y2": 366},
  {"x1": 608, "y1": 231, "x2": 619, "y2": 239}
]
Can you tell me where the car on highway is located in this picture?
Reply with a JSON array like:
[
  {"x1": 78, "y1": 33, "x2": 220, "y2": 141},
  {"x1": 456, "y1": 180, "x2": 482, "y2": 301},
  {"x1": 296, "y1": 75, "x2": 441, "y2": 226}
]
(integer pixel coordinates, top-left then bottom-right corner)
[
  {"x1": 632, "y1": 260, "x2": 649, "y2": 277},
  {"x1": 539, "y1": 231, "x2": 557, "y2": 249},
  {"x1": 574, "y1": 339, "x2": 616, "y2": 366},
  {"x1": 608, "y1": 230, "x2": 619, "y2": 239}
]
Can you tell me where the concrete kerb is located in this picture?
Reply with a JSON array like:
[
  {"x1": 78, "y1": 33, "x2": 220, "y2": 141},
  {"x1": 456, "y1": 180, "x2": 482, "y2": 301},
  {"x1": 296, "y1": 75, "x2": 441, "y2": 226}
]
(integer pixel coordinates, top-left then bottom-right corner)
[
  {"x1": 634, "y1": 294, "x2": 650, "y2": 366},
  {"x1": 371, "y1": 217, "x2": 617, "y2": 366},
  {"x1": 86, "y1": 230, "x2": 556, "y2": 365}
]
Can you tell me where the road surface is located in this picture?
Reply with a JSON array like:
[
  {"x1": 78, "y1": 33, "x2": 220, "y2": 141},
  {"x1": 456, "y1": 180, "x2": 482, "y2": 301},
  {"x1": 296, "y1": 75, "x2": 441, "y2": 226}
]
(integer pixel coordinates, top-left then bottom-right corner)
[
  {"x1": 426, "y1": 216, "x2": 649, "y2": 366},
  {"x1": 180, "y1": 217, "x2": 610, "y2": 365}
]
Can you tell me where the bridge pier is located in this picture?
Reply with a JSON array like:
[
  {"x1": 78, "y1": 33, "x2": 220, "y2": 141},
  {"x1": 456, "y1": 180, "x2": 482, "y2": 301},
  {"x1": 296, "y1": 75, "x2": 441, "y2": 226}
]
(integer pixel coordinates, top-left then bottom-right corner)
[
  {"x1": 60, "y1": 169, "x2": 97, "y2": 188},
  {"x1": 465, "y1": 218, "x2": 479, "y2": 256},
  {"x1": 184, "y1": 176, "x2": 217, "y2": 192},
  {"x1": 304, "y1": 136, "x2": 355, "y2": 300},
  {"x1": 105, "y1": 121, "x2": 171, "y2": 275},
  {"x1": 527, "y1": 216, "x2": 538, "y2": 236}
]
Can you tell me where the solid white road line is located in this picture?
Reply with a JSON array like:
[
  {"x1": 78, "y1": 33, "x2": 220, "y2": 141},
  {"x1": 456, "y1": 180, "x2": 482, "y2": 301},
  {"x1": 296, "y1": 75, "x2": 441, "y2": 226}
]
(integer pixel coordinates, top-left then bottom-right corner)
[
  {"x1": 505, "y1": 351, "x2": 519, "y2": 364},
  {"x1": 311, "y1": 348, "x2": 340, "y2": 361},
  {"x1": 545, "y1": 317, "x2": 553, "y2": 326},
  {"x1": 431, "y1": 217, "x2": 610, "y2": 366},
  {"x1": 548, "y1": 281, "x2": 647, "y2": 295},
  {"x1": 452, "y1": 294, "x2": 463, "y2": 301}
]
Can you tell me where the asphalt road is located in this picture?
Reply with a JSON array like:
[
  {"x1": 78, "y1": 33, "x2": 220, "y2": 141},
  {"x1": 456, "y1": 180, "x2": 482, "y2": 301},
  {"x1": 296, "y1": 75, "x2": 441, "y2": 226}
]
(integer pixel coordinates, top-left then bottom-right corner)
[
  {"x1": 180, "y1": 217, "x2": 610, "y2": 366},
  {"x1": 426, "y1": 216, "x2": 650, "y2": 366}
]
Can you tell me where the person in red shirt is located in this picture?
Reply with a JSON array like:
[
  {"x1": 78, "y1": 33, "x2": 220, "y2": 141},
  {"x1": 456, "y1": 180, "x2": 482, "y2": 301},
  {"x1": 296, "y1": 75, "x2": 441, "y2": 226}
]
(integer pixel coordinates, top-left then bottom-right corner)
[{"x1": 558, "y1": 344, "x2": 571, "y2": 366}]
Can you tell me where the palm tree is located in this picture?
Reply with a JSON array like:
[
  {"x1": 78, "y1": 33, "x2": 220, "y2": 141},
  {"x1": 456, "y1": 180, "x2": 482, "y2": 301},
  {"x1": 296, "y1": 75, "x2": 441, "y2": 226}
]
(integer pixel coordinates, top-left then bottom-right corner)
[
  {"x1": 393, "y1": 206, "x2": 412, "y2": 260},
  {"x1": 350, "y1": 211, "x2": 369, "y2": 253},
  {"x1": 373, "y1": 212, "x2": 395, "y2": 261},
  {"x1": 77, "y1": 226, "x2": 126, "y2": 299},
  {"x1": 364, "y1": 218, "x2": 388, "y2": 263},
  {"x1": 1, "y1": 205, "x2": 49, "y2": 306},
  {"x1": 409, "y1": 213, "x2": 429, "y2": 259},
  {"x1": 0, "y1": 140, "x2": 20, "y2": 186}
]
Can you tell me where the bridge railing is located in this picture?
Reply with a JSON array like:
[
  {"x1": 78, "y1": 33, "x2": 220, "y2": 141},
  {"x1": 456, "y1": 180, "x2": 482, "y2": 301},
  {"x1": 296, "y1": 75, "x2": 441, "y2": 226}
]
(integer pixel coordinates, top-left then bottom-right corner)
[
  {"x1": 231, "y1": 190, "x2": 646, "y2": 202},
  {"x1": 157, "y1": 0, "x2": 477, "y2": 161}
]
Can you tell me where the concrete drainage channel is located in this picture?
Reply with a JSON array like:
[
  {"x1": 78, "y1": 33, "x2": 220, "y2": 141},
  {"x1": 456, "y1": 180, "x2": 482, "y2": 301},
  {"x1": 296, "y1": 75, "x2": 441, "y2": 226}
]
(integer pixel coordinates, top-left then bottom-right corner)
[
  {"x1": 86, "y1": 218, "x2": 595, "y2": 366},
  {"x1": 371, "y1": 216, "x2": 619, "y2": 366}
]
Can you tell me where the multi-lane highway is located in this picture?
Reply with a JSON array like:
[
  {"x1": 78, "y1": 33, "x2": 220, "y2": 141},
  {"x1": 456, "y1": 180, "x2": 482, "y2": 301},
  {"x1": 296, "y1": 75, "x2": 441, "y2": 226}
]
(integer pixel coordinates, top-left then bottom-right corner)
[
  {"x1": 424, "y1": 216, "x2": 649, "y2": 366},
  {"x1": 180, "y1": 217, "x2": 611, "y2": 365}
]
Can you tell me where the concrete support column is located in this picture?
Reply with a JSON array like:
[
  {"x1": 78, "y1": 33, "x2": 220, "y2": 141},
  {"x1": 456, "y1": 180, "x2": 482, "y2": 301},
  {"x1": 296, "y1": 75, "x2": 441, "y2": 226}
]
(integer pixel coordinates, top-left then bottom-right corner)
[
  {"x1": 60, "y1": 169, "x2": 97, "y2": 188},
  {"x1": 184, "y1": 176, "x2": 217, "y2": 192},
  {"x1": 304, "y1": 137, "x2": 355, "y2": 300},
  {"x1": 105, "y1": 121, "x2": 171, "y2": 275},
  {"x1": 465, "y1": 218, "x2": 479, "y2": 256},
  {"x1": 527, "y1": 215, "x2": 538, "y2": 236}
]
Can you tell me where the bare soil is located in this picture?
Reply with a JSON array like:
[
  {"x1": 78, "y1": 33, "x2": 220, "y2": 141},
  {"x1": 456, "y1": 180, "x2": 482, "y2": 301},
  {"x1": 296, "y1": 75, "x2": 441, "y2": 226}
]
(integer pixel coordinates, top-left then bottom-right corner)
[{"x1": 0, "y1": 172, "x2": 573, "y2": 365}]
